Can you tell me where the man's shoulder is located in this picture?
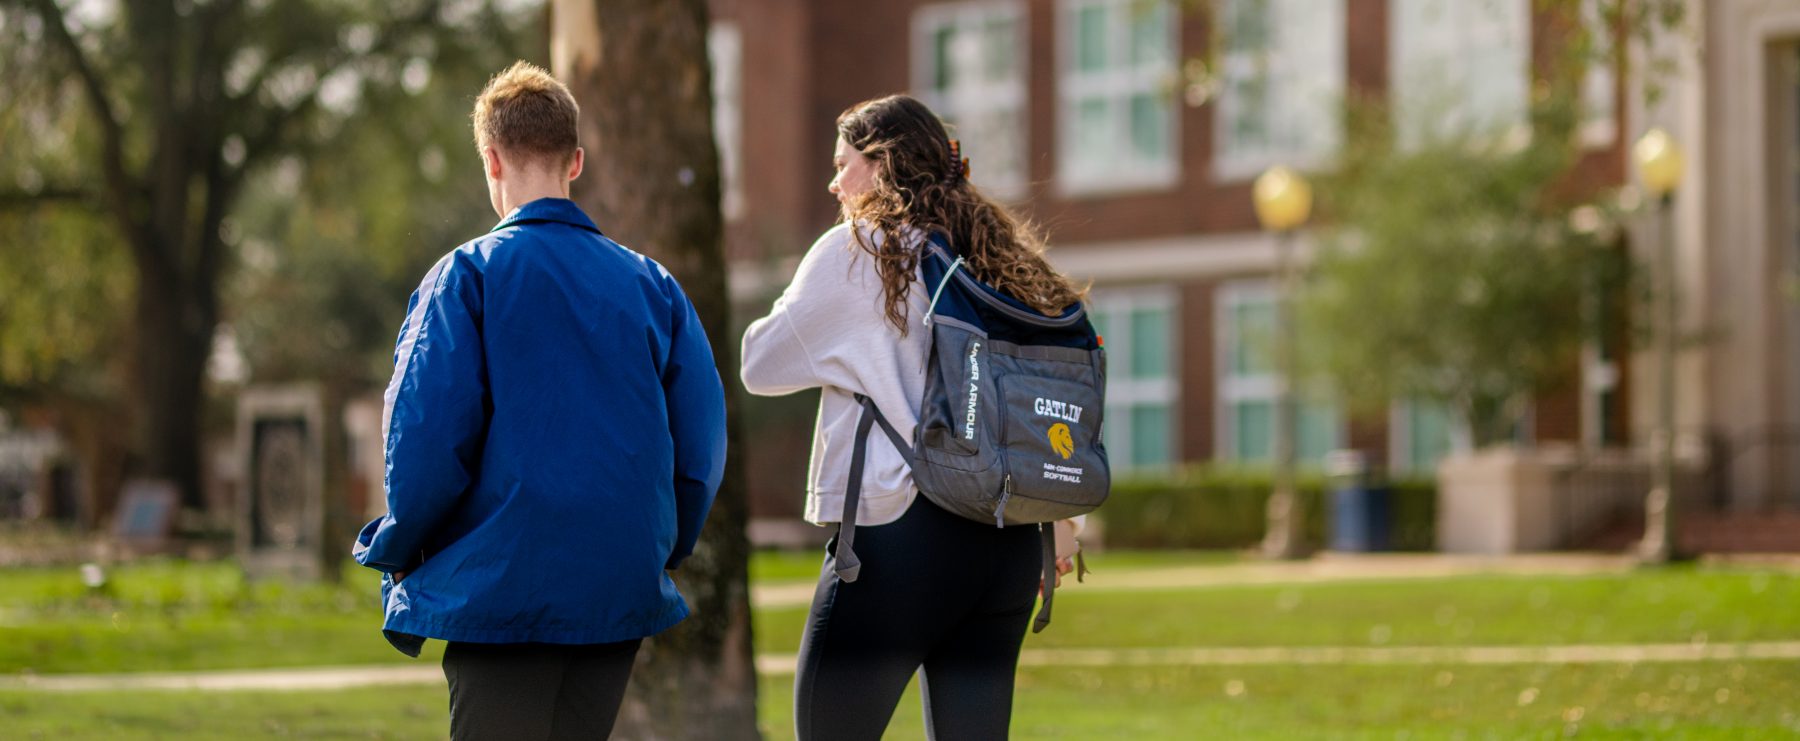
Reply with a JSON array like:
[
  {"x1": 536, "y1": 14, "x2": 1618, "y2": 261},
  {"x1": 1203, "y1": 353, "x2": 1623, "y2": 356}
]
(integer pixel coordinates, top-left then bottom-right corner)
[{"x1": 462, "y1": 221, "x2": 623, "y2": 265}]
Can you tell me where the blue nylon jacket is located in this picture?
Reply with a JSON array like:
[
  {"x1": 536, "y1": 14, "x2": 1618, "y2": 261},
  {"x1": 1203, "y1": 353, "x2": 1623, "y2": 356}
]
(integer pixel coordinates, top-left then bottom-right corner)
[{"x1": 352, "y1": 198, "x2": 727, "y2": 656}]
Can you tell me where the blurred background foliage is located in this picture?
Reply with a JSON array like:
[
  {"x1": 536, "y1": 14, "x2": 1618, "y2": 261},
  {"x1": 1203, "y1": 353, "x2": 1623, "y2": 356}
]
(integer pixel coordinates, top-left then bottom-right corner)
[{"x1": 0, "y1": 0, "x2": 547, "y2": 507}]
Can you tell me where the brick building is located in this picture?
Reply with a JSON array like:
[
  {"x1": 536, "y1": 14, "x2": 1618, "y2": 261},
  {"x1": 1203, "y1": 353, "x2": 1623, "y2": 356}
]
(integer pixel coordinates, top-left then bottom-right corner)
[{"x1": 705, "y1": 0, "x2": 1636, "y2": 521}]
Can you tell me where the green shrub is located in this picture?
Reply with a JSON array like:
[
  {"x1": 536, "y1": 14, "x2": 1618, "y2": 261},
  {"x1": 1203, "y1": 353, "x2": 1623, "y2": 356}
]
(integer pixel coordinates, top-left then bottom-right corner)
[{"x1": 1097, "y1": 466, "x2": 1435, "y2": 551}]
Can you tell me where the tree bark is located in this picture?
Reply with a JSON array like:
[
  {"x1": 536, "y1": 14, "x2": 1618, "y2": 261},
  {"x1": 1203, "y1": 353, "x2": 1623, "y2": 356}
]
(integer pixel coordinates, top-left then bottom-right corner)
[
  {"x1": 33, "y1": 0, "x2": 228, "y2": 515},
  {"x1": 130, "y1": 263, "x2": 212, "y2": 512},
  {"x1": 553, "y1": 1, "x2": 759, "y2": 738}
]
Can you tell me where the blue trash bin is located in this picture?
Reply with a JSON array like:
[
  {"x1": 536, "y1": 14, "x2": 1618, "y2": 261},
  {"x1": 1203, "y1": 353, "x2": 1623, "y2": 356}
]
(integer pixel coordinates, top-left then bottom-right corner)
[{"x1": 1327, "y1": 450, "x2": 1391, "y2": 552}]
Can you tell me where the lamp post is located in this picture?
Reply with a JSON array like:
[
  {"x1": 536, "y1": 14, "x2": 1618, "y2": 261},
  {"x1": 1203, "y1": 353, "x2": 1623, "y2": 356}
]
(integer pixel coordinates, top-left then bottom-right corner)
[
  {"x1": 1632, "y1": 127, "x2": 1685, "y2": 564},
  {"x1": 1253, "y1": 166, "x2": 1313, "y2": 560}
]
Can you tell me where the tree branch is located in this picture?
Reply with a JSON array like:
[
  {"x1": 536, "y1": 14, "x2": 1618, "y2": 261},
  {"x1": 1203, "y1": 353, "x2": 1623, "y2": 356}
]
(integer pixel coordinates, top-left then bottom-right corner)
[
  {"x1": 236, "y1": 0, "x2": 444, "y2": 172},
  {"x1": 0, "y1": 187, "x2": 100, "y2": 210},
  {"x1": 30, "y1": 0, "x2": 137, "y2": 224}
]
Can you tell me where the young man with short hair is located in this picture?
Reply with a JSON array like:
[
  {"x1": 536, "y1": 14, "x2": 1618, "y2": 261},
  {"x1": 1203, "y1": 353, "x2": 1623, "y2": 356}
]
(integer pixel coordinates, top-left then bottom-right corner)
[{"x1": 353, "y1": 61, "x2": 727, "y2": 740}]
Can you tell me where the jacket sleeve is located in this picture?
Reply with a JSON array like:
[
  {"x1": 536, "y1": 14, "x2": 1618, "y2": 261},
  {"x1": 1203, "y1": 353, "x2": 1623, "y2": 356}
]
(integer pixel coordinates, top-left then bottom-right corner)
[
  {"x1": 660, "y1": 273, "x2": 727, "y2": 571},
  {"x1": 352, "y1": 251, "x2": 488, "y2": 574},
  {"x1": 741, "y1": 224, "x2": 875, "y2": 396}
]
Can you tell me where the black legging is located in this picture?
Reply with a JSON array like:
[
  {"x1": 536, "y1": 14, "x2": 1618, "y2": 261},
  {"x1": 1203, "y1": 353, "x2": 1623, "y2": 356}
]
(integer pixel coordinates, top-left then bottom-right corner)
[{"x1": 795, "y1": 495, "x2": 1043, "y2": 740}]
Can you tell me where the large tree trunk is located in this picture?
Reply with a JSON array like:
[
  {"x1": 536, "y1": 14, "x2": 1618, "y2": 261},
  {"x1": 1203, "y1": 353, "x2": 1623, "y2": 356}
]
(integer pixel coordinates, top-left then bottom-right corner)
[
  {"x1": 553, "y1": 1, "x2": 759, "y2": 738},
  {"x1": 130, "y1": 249, "x2": 216, "y2": 513}
]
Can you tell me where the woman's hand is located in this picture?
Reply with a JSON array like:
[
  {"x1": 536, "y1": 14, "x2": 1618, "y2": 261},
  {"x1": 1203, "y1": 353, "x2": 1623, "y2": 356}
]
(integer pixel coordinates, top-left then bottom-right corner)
[{"x1": 1040, "y1": 518, "x2": 1084, "y2": 592}]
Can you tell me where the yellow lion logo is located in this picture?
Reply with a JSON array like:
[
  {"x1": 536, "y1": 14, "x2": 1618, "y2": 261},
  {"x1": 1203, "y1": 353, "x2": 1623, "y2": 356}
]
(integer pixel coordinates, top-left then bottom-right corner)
[{"x1": 1047, "y1": 423, "x2": 1075, "y2": 460}]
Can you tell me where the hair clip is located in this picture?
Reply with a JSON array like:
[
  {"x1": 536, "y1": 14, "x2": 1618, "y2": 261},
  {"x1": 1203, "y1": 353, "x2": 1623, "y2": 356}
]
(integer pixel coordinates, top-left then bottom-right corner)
[{"x1": 946, "y1": 139, "x2": 972, "y2": 184}]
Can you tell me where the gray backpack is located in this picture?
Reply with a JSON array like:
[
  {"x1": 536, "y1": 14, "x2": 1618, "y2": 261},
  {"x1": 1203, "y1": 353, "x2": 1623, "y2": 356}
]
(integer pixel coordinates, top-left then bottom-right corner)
[{"x1": 837, "y1": 235, "x2": 1110, "y2": 631}]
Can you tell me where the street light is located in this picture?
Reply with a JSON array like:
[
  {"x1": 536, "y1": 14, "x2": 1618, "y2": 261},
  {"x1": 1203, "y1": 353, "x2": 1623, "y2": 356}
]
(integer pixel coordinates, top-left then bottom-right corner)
[
  {"x1": 1253, "y1": 166, "x2": 1312, "y2": 560},
  {"x1": 1632, "y1": 127, "x2": 1684, "y2": 564}
]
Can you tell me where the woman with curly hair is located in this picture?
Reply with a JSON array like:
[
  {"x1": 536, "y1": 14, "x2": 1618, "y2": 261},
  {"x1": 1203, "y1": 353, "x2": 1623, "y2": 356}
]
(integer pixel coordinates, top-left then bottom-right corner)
[{"x1": 742, "y1": 94, "x2": 1086, "y2": 740}]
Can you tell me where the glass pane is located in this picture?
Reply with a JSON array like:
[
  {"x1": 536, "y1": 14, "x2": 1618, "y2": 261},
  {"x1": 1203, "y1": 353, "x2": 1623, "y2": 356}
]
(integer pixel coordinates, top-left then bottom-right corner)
[
  {"x1": 1583, "y1": 59, "x2": 1614, "y2": 125},
  {"x1": 1228, "y1": 0, "x2": 1270, "y2": 51},
  {"x1": 991, "y1": 107, "x2": 1024, "y2": 185},
  {"x1": 984, "y1": 15, "x2": 1016, "y2": 82},
  {"x1": 1297, "y1": 401, "x2": 1341, "y2": 465},
  {"x1": 934, "y1": 26, "x2": 956, "y2": 92},
  {"x1": 1076, "y1": 97, "x2": 1111, "y2": 162},
  {"x1": 1126, "y1": 2, "x2": 1170, "y2": 66},
  {"x1": 1231, "y1": 80, "x2": 1269, "y2": 155},
  {"x1": 1407, "y1": 400, "x2": 1453, "y2": 473},
  {"x1": 1128, "y1": 306, "x2": 1170, "y2": 380},
  {"x1": 1230, "y1": 299, "x2": 1274, "y2": 377},
  {"x1": 1130, "y1": 404, "x2": 1172, "y2": 467},
  {"x1": 1128, "y1": 93, "x2": 1169, "y2": 160},
  {"x1": 1233, "y1": 400, "x2": 1273, "y2": 461},
  {"x1": 1076, "y1": 5, "x2": 1108, "y2": 73}
]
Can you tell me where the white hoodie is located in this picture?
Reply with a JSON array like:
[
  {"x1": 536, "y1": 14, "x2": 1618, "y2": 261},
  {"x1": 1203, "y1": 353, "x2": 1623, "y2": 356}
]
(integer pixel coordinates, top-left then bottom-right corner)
[
  {"x1": 741, "y1": 223, "x2": 928, "y2": 526},
  {"x1": 741, "y1": 223, "x2": 1086, "y2": 551}
]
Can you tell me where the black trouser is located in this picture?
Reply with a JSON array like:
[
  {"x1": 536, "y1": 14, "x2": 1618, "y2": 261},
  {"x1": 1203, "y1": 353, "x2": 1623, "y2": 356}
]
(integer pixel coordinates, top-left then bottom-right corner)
[
  {"x1": 441, "y1": 638, "x2": 642, "y2": 741},
  {"x1": 795, "y1": 496, "x2": 1042, "y2": 741}
]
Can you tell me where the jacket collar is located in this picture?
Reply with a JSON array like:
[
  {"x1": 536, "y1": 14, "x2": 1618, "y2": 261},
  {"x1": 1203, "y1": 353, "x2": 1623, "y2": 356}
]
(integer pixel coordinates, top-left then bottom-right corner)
[{"x1": 491, "y1": 197, "x2": 603, "y2": 235}]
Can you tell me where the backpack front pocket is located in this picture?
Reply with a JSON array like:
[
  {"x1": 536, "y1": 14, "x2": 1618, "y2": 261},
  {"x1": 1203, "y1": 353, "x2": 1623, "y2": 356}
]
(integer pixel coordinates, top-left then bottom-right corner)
[{"x1": 994, "y1": 372, "x2": 1109, "y2": 523}]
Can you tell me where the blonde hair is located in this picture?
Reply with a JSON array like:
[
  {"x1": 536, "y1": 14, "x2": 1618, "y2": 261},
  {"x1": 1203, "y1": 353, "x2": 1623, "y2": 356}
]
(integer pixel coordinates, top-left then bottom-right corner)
[
  {"x1": 837, "y1": 95, "x2": 1083, "y2": 333},
  {"x1": 471, "y1": 61, "x2": 580, "y2": 167}
]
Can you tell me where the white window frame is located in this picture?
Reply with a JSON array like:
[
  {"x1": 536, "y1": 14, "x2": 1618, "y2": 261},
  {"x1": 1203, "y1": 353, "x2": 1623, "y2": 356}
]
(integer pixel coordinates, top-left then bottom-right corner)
[
  {"x1": 1088, "y1": 286, "x2": 1179, "y2": 471},
  {"x1": 1215, "y1": 280, "x2": 1343, "y2": 465},
  {"x1": 912, "y1": 1, "x2": 1030, "y2": 200},
  {"x1": 1056, "y1": 0, "x2": 1181, "y2": 197},
  {"x1": 1211, "y1": 0, "x2": 1346, "y2": 182},
  {"x1": 708, "y1": 23, "x2": 745, "y2": 222},
  {"x1": 1389, "y1": 0, "x2": 1532, "y2": 149}
]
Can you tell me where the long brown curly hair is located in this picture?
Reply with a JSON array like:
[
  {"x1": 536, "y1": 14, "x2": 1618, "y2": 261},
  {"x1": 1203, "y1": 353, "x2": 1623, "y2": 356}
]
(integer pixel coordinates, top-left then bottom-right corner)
[{"x1": 836, "y1": 95, "x2": 1083, "y2": 334}]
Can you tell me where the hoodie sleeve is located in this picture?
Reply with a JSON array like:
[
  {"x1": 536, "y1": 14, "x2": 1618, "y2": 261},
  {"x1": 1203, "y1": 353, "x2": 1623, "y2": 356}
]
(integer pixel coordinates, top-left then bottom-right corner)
[
  {"x1": 659, "y1": 270, "x2": 727, "y2": 571},
  {"x1": 352, "y1": 250, "x2": 489, "y2": 574},
  {"x1": 741, "y1": 224, "x2": 884, "y2": 396}
]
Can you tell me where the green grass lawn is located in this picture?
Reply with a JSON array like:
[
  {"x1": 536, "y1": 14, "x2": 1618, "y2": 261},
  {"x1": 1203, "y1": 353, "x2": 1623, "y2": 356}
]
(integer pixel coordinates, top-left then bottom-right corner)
[
  {"x1": 0, "y1": 559, "x2": 444, "y2": 673},
  {"x1": 757, "y1": 566, "x2": 1800, "y2": 655},
  {"x1": 6, "y1": 661, "x2": 1798, "y2": 739},
  {"x1": 4, "y1": 552, "x2": 1800, "y2": 739}
]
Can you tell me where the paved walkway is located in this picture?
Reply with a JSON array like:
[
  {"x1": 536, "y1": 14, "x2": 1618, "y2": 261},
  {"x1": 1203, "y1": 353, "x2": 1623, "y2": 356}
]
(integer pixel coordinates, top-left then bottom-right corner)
[{"x1": 10, "y1": 640, "x2": 1800, "y2": 692}]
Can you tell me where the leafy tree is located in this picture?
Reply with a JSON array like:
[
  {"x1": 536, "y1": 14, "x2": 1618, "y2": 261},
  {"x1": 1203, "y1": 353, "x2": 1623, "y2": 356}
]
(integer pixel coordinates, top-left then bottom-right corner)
[
  {"x1": 1296, "y1": 4, "x2": 1643, "y2": 449},
  {"x1": 0, "y1": 0, "x2": 536, "y2": 513},
  {"x1": 227, "y1": 19, "x2": 543, "y2": 391},
  {"x1": 0, "y1": 0, "x2": 493, "y2": 514},
  {"x1": 1300, "y1": 126, "x2": 1627, "y2": 447}
]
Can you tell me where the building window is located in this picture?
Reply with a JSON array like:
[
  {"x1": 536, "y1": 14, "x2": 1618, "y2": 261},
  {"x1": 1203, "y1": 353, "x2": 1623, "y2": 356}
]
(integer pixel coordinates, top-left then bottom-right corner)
[
  {"x1": 708, "y1": 23, "x2": 744, "y2": 221},
  {"x1": 1213, "y1": 0, "x2": 1345, "y2": 180},
  {"x1": 1390, "y1": 0, "x2": 1530, "y2": 147},
  {"x1": 913, "y1": 2, "x2": 1028, "y2": 199},
  {"x1": 1390, "y1": 398, "x2": 1454, "y2": 474},
  {"x1": 1058, "y1": 0, "x2": 1179, "y2": 195},
  {"x1": 1216, "y1": 282, "x2": 1342, "y2": 466},
  {"x1": 1578, "y1": 0, "x2": 1617, "y2": 147},
  {"x1": 1087, "y1": 287, "x2": 1178, "y2": 470}
]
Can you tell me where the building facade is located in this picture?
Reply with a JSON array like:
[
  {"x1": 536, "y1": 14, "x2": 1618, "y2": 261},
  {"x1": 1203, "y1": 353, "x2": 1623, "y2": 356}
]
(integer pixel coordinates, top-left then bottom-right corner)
[
  {"x1": 708, "y1": 0, "x2": 1638, "y2": 520},
  {"x1": 1656, "y1": 0, "x2": 1800, "y2": 512}
]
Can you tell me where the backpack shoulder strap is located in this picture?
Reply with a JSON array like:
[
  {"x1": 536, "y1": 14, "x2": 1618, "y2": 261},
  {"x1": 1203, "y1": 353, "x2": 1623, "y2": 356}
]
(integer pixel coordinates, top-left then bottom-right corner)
[
  {"x1": 832, "y1": 395, "x2": 915, "y2": 583},
  {"x1": 1032, "y1": 523, "x2": 1057, "y2": 633},
  {"x1": 862, "y1": 395, "x2": 914, "y2": 465}
]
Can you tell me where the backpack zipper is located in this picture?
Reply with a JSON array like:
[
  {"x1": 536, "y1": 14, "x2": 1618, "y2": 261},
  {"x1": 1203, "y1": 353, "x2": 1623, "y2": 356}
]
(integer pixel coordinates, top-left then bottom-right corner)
[{"x1": 927, "y1": 245, "x2": 1086, "y2": 328}]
